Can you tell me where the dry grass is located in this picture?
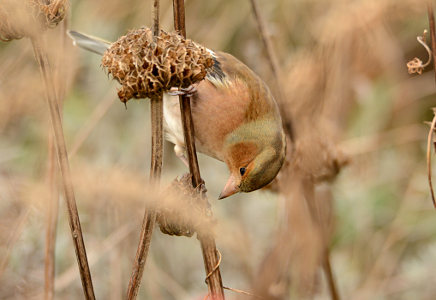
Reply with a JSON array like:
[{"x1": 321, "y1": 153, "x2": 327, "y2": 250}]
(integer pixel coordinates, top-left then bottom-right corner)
[{"x1": 1, "y1": 0, "x2": 436, "y2": 299}]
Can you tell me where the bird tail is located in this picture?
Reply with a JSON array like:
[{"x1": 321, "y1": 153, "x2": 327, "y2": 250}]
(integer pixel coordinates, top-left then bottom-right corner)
[{"x1": 67, "y1": 30, "x2": 111, "y2": 56}]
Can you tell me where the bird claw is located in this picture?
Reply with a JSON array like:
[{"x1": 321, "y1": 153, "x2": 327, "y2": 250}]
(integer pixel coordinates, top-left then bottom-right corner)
[{"x1": 167, "y1": 85, "x2": 197, "y2": 97}]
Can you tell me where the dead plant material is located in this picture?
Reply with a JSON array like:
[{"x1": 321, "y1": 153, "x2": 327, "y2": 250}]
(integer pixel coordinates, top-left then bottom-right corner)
[
  {"x1": 0, "y1": 0, "x2": 67, "y2": 41},
  {"x1": 32, "y1": 38, "x2": 96, "y2": 300},
  {"x1": 406, "y1": 30, "x2": 431, "y2": 75},
  {"x1": 125, "y1": 2, "x2": 164, "y2": 299},
  {"x1": 101, "y1": 27, "x2": 214, "y2": 103},
  {"x1": 427, "y1": 110, "x2": 436, "y2": 208},
  {"x1": 172, "y1": 0, "x2": 224, "y2": 298},
  {"x1": 157, "y1": 174, "x2": 213, "y2": 237}
]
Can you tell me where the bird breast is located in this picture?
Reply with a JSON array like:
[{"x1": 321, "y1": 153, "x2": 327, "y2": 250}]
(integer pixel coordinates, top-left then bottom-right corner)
[{"x1": 162, "y1": 78, "x2": 251, "y2": 162}]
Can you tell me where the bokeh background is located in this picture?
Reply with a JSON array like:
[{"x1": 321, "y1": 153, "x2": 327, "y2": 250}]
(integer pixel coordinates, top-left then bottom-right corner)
[{"x1": 1, "y1": 0, "x2": 436, "y2": 299}]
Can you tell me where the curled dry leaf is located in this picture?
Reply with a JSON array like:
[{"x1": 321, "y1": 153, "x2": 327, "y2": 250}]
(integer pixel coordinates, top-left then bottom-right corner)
[
  {"x1": 406, "y1": 31, "x2": 432, "y2": 75},
  {"x1": 0, "y1": 0, "x2": 67, "y2": 41},
  {"x1": 101, "y1": 27, "x2": 214, "y2": 103}
]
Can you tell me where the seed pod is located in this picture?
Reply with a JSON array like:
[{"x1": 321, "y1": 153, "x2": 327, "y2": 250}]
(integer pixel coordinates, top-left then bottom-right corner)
[
  {"x1": 157, "y1": 173, "x2": 214, "y2": 237},
  {"x1": 101, "y1": 27, "x2": 215, "y2": 103},
  {"x1": 0, "y1": 0, "x2": 67, "y2": 42}
]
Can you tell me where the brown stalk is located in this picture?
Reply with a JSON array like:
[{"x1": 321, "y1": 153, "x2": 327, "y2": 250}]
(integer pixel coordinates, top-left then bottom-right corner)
[
  {"x1": 249, "y1": 1, "x2": 339, "y2": 299},
  {"x1": 44, "y1": 133, "x2": 58, "y2": 300},
  {"x1": 249, "y1": 0, "x2": 293, "y2": 140},
  {"x1": 427, "y1": 2, "x2": 436, "y2": 209},
  {"x1": 44, "y1": 19, "x2": 69, "y2": 300},
  {"x1": 428, "y1": 2, "x2": 436, "y2": 86},
  {"x1": 125, "y1": 1, "x2": 163, "y2": 299},
  {"x1": 427, "y1": 113, "x2": 436, "y2": 208},
  {"x1": 31, "y1": 37, "x2": 95, "y2": 300},
  {"x1": 172, "y1": 0, "x2": 225, "y2": 299}
]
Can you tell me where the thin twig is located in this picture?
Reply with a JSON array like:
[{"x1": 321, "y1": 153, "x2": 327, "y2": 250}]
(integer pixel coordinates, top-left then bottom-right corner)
[
  {"x1": 427, "y1": 113, "x2": 436, "y2": 208},
  {"x1": 0, "y1": 207, "x2": 31, "y2": 279},
  {"x1": 249, "y1": 0, "x2": 294, "y2": 140},
  {"x1": 428, "y1": 2, "x2": 436, "y2": 85},
  {"x1": 44, "y1": 133, "x2": 58, "y2": 300},
  {"x1": 31, "y1": 37, "x2": 95, "y2": 300},
  {"x1": 249, "y1": 1, "x2": 339, "y2": 299},
  {"x1": 126, "y1": 1, "x2": 163, "y2": 298},
  {"x1": 172, "y1": 1, "x2": 225, "y2": 299},
  {"x1": 427, "y1": 2, "x2": 436, "y2": 209},
  {"x1": 69, "y1": 93, "x2": 116, "y2": 158},
  {"x1": 44, "y1": 18, "x2": 68, "y2": 300}
]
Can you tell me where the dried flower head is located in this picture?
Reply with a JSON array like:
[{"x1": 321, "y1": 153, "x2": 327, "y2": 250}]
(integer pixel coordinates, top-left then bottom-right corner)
[
  {"x1": 0, "y1": 0, "x2": 67, "y2": 41},
  {"x1": 157, "y1": 174, "x2": 213, "y2": 237},
  {"x1": 406, "y1": 30, "x2": 432, "y2": 75},
  {"x1": 407, "y1": 57, "x2": 425, "y2": 75},
  {"x1": 101, "y1": 27, "x2": 215, "y2": 103}
]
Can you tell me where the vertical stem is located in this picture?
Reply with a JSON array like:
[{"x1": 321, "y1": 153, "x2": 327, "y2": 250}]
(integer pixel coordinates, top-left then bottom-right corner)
[
  {"x1": 172, "y1": 1, "x2": 225, "y2": 299},
  {"x1": 44, "y1": 19, "x2": 68, "y2": 300},
  {"x1": 31, "y1": 38, "x2": 95, "y2": 300},
  {"x1": 428, "y1": 2, "x2": 436, "y2": 86},
  {"x1": 249, "y1": 0, "x2": 294, "y2": 141},
  {"x1": 126, "y1": 1, "x2": 163, "y2": 298},
  {"x1": 427, "y1": 3, "x2": 436, "y2": 209},
  {"x1": 44, "y1": 133, "x2": 58, "y2": 300},
  {"x1": 249, "y1": 1, "x2": 339, "y2": 299}
]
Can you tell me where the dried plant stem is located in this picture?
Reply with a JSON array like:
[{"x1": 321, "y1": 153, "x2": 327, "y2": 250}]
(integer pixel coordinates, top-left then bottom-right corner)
[
  {"x1": 428, "y1": 2, "x2": 436, "y2": 85},
  {"x1": 249, "y1": 1, "x2": 339, "y2": 299},
  {"x1": 304, "y1": 185, "x2": 340, "y2": 300},
  {"x1": 322, "y1": 251, "x2": 340, "y2": 300},
  {"x1": 427, "y1": 2, "x2": 436, "y2": 209},
  {"x1": 173, "y1": 0, "x2": 224, "y2": 299},
  {"x1": 249, "y1": 0, "x2": 294, "y2": 139},
  {"x1": 126, "y1": 94, "x2": 163, "y2": 299},
  {"x1": 45, "y1": 19, "x2": 68, "y2": 300},
  {"x1": 427, "y1": 114, "x2": 436, "y2": 208},
  {"x1": 126, "y1": 1, "x2": 163, "y2": 298},
  {"x1": 44, "y1": 133, "x2": 58, "y2": 300},
  {"x1": 31, "y1": 37, "x2": 95, "y2": 300}
]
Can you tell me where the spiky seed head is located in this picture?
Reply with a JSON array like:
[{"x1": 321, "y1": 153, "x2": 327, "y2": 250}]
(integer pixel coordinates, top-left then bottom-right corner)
[
  {"x1": 156, "y1": 173, "x2": 213, "y2": 237},
  {"x1": 101, "y1": 27, "x2": 214, "y2": 103},
  {"x1": 0, "y1": 0, "x2": 67, "y2": 42}
]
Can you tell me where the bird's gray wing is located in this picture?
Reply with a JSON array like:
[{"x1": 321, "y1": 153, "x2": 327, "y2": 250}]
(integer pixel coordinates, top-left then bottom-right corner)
[{"x1": 67, "y1": 30, "x2": 111, "y2": 56}]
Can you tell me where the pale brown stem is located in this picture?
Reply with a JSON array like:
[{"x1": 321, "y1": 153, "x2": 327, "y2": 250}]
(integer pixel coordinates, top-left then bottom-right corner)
[
  {"x1": 31, "y1": 37, "x2": 95, "y2": 300},
  {"x1": 428, "y1": 2, "x2": 436, "y2": 87},
  {"x1": 172, "y1": 0, "x2": 225, "y2": 299},
  {"x1": 249, "y1": 1, "x2": 339, "y2": 299},
  {"x1": 44, "y1": 133, "x2": 58, "y2": 300},
  {"x1": 44, "y1": 19, "x2": 69, "y2": 300},
  {"x1": 126, "y1": 94, "x2": 163, "y2": 299},
  {"x1": 427, "y1": 2, "x2": 436, "y2": 209},
  {"x1": 249, "y1": 0, "x2": 294, "y2": 140},
  {"x1": 126, "y1": 1, "x2": 163, "y2": 297}
]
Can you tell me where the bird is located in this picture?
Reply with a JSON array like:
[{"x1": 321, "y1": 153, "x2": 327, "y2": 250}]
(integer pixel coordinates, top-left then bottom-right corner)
[{"x1": 68, "y1": 29, "x2": 286, "y2": 199}]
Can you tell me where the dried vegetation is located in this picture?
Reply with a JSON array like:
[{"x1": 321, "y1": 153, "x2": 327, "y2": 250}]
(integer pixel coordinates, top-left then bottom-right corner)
[{"x1": 1, "y1": 0, "x2": 436, "y2": 299}]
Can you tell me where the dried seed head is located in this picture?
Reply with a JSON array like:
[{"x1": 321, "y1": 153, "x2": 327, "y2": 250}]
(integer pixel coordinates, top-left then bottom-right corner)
[
  {"x1": 407, "y1": 57, "x2": 425, "y2": 75},
  {"x1": 0, "y1": 0, "x2": 67, "y2": 41},
  {"x1": 101, "y1": 27, "x2": 215, "y2": 103},
  {"x1": 157, "y1": 174, "x2": 214, "y2": 237}
]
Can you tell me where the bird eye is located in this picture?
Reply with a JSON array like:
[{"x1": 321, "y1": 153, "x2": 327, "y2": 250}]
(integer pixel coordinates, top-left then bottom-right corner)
[{"x1": 240, "y1": 167, "x2": 246, "y2": 176}]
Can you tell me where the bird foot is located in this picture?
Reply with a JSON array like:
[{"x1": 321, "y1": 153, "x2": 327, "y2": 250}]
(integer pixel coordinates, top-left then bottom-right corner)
[
  {"x1": 167, "y1": 85, "x2": 197, "y2": 97},
  {"x1": 174, "y1": 145, "x2": 190, "y2": 168}
]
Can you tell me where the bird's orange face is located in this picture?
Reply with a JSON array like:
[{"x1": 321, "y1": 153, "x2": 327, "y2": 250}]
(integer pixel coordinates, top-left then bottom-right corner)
[{"x1": 219, "y1": 138, "x2": 285, "y2": 199}]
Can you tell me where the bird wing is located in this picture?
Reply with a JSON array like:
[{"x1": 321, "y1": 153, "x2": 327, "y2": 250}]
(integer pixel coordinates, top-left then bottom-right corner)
[{"x1": 67, "y1": 30, "x2": 111, "y2": 56}]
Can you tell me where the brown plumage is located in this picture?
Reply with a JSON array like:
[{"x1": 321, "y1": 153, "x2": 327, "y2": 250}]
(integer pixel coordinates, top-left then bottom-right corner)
[{"x1": 68, "y1": 30, "x2": 286, "y2": 199}]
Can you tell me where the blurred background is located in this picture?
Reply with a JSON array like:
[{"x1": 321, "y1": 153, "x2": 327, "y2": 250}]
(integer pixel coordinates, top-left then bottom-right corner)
[{"x1": 1, "y1": 0, "x2": 436, "y2": 299}]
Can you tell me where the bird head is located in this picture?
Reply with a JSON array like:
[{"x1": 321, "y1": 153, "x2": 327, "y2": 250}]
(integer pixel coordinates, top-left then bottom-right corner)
[{"x1": 218, "y1": 118, "x2": 286, "y2": 199}]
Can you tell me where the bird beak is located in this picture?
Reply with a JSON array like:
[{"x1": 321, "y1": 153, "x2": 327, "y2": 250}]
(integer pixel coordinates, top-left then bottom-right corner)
[{"x1": 218, "y1": 174, "x2": 239, "y2": 200}]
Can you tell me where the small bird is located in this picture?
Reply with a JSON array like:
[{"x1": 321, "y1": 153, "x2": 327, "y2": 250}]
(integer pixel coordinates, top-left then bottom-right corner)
[{"x1": 68, "y1": 30, "x2": 286, "y2": 199}]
